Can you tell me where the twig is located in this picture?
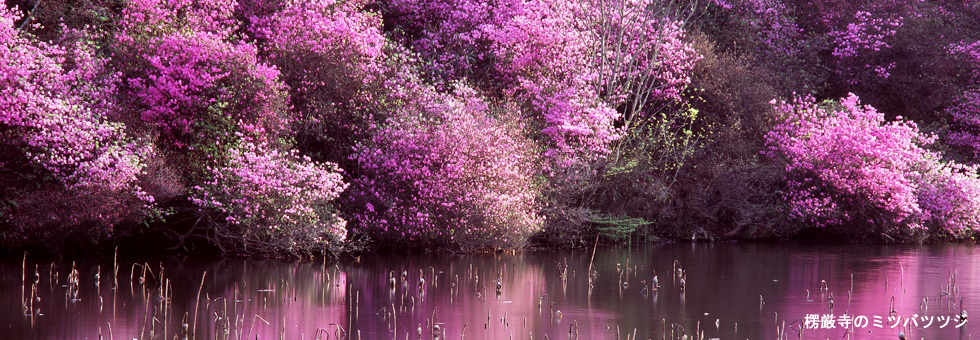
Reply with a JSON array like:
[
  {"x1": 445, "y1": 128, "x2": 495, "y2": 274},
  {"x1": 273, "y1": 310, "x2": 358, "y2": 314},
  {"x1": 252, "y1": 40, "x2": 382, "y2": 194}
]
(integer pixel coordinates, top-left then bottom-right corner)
[
  {"x1": 17, "y1": 0, "x2": 43, "y2": 30},
  {"x1": 587, "y1": 234, "x2": 599, "y2": 282},
  {"x1": 193, "y1": 271, "x2": 207, "y2": 338}
]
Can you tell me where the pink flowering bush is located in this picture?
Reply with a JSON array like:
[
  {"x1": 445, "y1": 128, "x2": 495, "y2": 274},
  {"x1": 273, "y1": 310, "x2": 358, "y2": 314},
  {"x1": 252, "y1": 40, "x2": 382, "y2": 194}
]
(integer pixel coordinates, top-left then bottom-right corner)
[
  {"x1": 946, "y1": 41, "x2": 980, "y2": 159},
  {"x1": 0, "y1": 6, "x2": 158, "y2": 239},
  {"x1": 916, "y1": 162, "x2": 980, "y2": 236},
  {"x1": 718, "y1": 0, "x2": 805, "y2": 57},
  {"x1": 829, "y1": 11, "x2": 903, "y2": 84},
  {"x1": 191, "y1": 137, "x2": 349, "y2": 254},
  {"x1": 243, "y1": 0, "x2": 388, "y2": 166},
  {"x1": 639, "y1": 21, "x2": 703, "y2": 102},
  {"x1": 385, "y1": 0, "x2": 701, "y2": 168},
  {"x1": 116, "y1": 0, "x2": 289, "y2": 153},
  {"x1": 947, "y1": 90, "x2": 980, "y2": 158},
  {"x1": 950, "y1": 41, "x2": 980, "y2": 81},
  {"x1": 571, "y1": 1, "x2": 703, "y2": 164},
  {"x1": 385, "y1": 0, "x2": 619, "y2": 167},
  {"x1": 766, "y1": 93, "x2": 980, "y2": 237},
  {"x1": 248, "y1": 0, "x2": 383, "y2": 83},
  {"x1": 247, "y1": 0, "x2": 384, "y2": 115},
  {"x1": 381, "y1": 0, "x2": 704, "y2": 245},
  {"x1": 111, "y1": 0, "x2": 360, "y2": 254},
  {"x1": 765, "y1": 94, "x2": 925, "y2": 230},
  {"x1": 118, "y1": 0, "x2": 238, "y2": 37},
  {"x1": 504, "y1": 3, "x2": 701, "y2": 167},
  {"x1": 350, "y1": 83, "x2": 543, "y2": 251}
]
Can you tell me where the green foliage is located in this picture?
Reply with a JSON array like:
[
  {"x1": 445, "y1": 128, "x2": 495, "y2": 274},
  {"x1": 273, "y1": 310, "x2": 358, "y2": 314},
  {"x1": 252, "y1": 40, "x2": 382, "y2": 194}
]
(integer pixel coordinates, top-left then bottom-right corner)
[{"x1": 587, "y1": 210, "x2": 654, "y2": 241}]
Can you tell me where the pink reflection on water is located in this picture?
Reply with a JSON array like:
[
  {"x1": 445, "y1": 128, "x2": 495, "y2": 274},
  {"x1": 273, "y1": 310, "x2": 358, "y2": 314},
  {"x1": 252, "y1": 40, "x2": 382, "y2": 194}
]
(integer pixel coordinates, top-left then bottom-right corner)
[
  {"x1": 774, "y1": 246, "x2": 977, "y2": 339},
  {"x1": 4, "y1": 244, "x2": 979, "y2": 339}
]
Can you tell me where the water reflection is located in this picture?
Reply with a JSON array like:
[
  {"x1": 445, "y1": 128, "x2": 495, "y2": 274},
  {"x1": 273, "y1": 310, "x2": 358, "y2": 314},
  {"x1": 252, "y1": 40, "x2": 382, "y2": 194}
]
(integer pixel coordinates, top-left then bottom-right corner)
[{"x1": 1, "y1": 243, "x2": 977, "y2": 339}]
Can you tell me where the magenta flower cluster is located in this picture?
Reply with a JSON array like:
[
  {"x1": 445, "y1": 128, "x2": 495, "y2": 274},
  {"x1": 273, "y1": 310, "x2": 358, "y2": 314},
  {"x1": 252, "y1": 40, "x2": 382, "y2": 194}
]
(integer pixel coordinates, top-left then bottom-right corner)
[
  {"x1": 766, "y1": 94, "x2": 980, "y2": 234},
  {"x1": 641, "y1": 21, "x2": 703, "y2": 103},
  {"x1": 350, "y1": 83, "x2": 543, "y2": 250},
  {"x1": 118, "y1": 0, "x2": 288, "y2": 148},
  {"x1": 386, "y1": 0, "x2": 614, "y2": 168},
  {"x1": 714, "y1": 0, "x2": 912, "y2": 85},
  {"x1": 386, "y1": 0, "x2": 701, "y2": 171},
  {"x1": 947, "y1": 90, "x2": 980, "y2": 158},
  {"x1": 829, "y1": 11, "x2": 903, "y2": 83},
  {"x1": 916, "y1": 162, "x2": 980, "y2": 235},
  {"x1": 1, "y1": 7, "x2": 156, "y2": 230},
  {"x1": 946, "y1": 41, "x2": 980, "y2": 159},
  {"x1": 191, "y1": 137, "x2": 349, "y2": 251},
  {"x1": 114, "y1": 0, "x2": 354, "y2": 250},
  {"x1": 248, "y1": 0, "x2": 385, "y2": 94},
  {"x1": 723, "y1": 0, "x2": 804, "y2": 57}
]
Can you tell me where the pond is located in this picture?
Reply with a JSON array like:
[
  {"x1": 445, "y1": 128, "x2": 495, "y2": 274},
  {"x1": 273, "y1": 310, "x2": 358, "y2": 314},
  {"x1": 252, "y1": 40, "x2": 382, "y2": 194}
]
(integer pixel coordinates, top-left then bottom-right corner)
[{"x1": 1, "y1": 242, "x2": 977, "y2": 339}]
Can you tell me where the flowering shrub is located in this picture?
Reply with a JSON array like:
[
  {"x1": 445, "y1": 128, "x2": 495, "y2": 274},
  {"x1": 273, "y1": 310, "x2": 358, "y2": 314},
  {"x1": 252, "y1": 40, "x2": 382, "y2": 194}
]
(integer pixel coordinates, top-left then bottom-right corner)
[
  {"x1": 830, "y1": 11, "x2": 901, "y2": 60},
  {"x1": 243, "y1": 0, "x2": 388, "y2": 165},
  {"x1": 127, "y1": 35, "x2": 287, "y2": 144},
  {"x1": 381, "y1": 0, "x2": 704, "y2": 246},
  {"x1": 917, "y1": 163, "x2": 980, "y2": 235},
  {"x1": 945, "y1": 41, "x2": 980, "y2": 159},
  {"x1": 118, "y1": 0, "x2": 238, "y2": 37},
  {"x1": 350, "y1": 83, "x2": 543, "y2": 250},
  {"x1": 708, "y1": 0, "x2": 920, "y2": 91},
  {"x1": 117, "y1": 0, "x2": 289, "y2": 152},
  {"x1": 385, "y1": 0, "x2": 616, "y2": 167},
  {"x1": 0, "y1": 6, "x2": 157, "y2": 235},
  {"x1": 640, "y1": 21, "x2": 703, "y2": 102},
  {"x1": 248, "y1": 0, "x2": 384, "y2": 110},
  {"x1": 765, "y1": 94, "x2": 927, "y2": 229},
  {"x1": 947, "y1": 90, "x2": 980, "y2": 157},
  {"x1": 829, "y1": 11, "x2": 903, "y2": 83},
  {"x1": 505, "y1": 2, "x2": 701, "y2": 166},
  {"x1": 385, "y1": 0, "x2": 701, "y2": 169},
  {"x1": 191, "y1": 137, "x2": 349, "y2": 254},
  {"x1": 571, "y1": 2, "x2": 703, "y2": 174},
  {"x1": 950, "y1": 41, "x2": 980, "y2": 81},
  {"x1": 112, "y1": 0, "x2": 365, "y2": 255},
  {"x1": 766, "y1": 93, "x2": 980, "y2": 236},
  {"x1": 721, "y1": 0, "x2": 804, "y2": 57}
]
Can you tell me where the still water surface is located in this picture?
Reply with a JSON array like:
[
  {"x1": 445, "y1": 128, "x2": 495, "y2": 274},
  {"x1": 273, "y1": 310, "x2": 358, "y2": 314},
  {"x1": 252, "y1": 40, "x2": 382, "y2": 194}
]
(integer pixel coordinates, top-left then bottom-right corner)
[{"x1": 1, "y1": 243, "x2": 978, "y2": 339}]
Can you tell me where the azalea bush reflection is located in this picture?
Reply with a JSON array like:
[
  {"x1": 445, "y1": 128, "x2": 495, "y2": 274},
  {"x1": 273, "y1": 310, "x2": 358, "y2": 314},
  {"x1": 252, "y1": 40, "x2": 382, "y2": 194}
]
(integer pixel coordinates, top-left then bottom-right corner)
[{"x1": 2, "y1": 0, "x2": 980, "y2": 253}]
